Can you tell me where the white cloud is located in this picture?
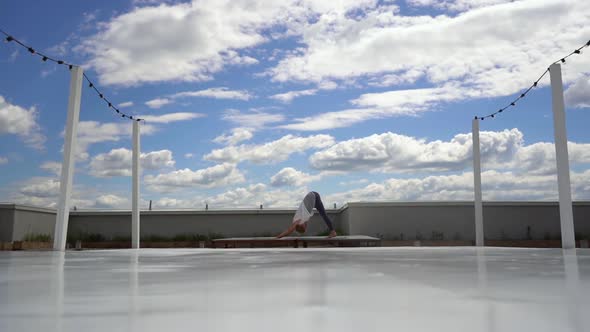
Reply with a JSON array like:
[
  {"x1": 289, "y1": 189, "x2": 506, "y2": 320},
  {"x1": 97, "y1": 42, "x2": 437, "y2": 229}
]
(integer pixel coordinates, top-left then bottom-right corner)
[
  {"x1": 20, "y1": 178, "x2": 60, "y2": 198},
  {"x1": 270, "y1": 0, "x2": 590, "y2": 100},
  {"x1": 565, "y1": 75, "x2": 590, "y2": 108},
  {"x1": 13, "y1": 177, "x2": 131, "y2": 209},
  {"x1": 270, "y1": 89, "x2": 318, "y2": 103},
  {"x1": 95, "y1": 194, "x2": 130, "y2": 209},
  {"x1": 204, "y1": 134, "x2": 335, "y2": 164},
  {"x1": 368, "y1": 69, "x2": 424, "y2": 87},
  {"x1": 203, "y1": 184, "x2": 313, "y2": 208},
  {"x1": 221, "y1": 109, "x2": 285, "y2": 128},
  {"x1": 326, "y1": 169, "x2": 590, "y2": 204},
  {"x1": 79, "y1": 0, "x2": 383, "y2": 86},
  {"x1": 0, "y1": 157, "x2": 7, "y2": 165},
  {"x1": 89, "y1": 148, "x2": 175, "y2": 177},
  {"x1": 139, "y1": 112, "x2": 205, "y2": 123},
  {"x1": 184, "y1": 153, "x2": 194, "y2": 158},
  {"x1": 339, "y1": 179, "x2": 369, "y2": 186},
  {"x1": 406, "y1": 0, "x2": 513, "y2": 11},
  {"x1": 309, "y1": 129, "x2": 590, "y2": 174},
  {"x1": 40, "y1": 161, "x2": 62, "y2": 176},
  {"x1": 144, "y1": 163, "x2": 245, "y2": 192},
  {"x1": 80, "y1": 2, "x2": 276, "y2": 86},
  {"x1": 281, "y1": 84, "x2": 468, "y2": 130},
  {"x1": 146, "y1": 87, "x2": 253, "y2": 109},
  {"x1": 213, "y1": 127, "x2": 254, "y2": 145},
  {"x1": 74, "y1": 121, "x2": 157, "y2": 161},
  {"x1": 172, "y1": 87, "x2": 252, "y2": 100},
  {"x1": 118, "y1": 101, "x2": 134, "y2": 108},
  {"x1": 270, "y1": 167, "x2": 321, "y2": 187},
  {"x1": 0, "y1": 96, "x2": 45, "y2": 149},
  {"x1": 145, "y1": 98, "x2": 172, "y2": 109}
]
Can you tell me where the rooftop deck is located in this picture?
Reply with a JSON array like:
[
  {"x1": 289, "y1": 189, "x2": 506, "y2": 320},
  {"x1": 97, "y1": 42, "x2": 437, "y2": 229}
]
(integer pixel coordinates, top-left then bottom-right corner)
[{"x1": 0, "y1": 247, "x2": 588, "y2": 332}]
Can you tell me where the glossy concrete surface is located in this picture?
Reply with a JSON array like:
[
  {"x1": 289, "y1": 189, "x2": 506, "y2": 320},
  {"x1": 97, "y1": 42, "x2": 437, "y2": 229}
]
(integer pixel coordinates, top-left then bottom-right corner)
[{"x1": 0, "y1": 248, "x2": 588, "y2": 332}]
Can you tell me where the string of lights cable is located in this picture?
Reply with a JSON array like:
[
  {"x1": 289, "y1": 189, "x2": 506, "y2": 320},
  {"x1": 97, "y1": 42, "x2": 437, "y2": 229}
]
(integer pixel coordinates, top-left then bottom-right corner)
[
  {"x1": 476, "y1": 39, "x2": 590, "y2": 121},
  {"x1": 0, "y1": 28, "x2": 143, "y2": 122}
]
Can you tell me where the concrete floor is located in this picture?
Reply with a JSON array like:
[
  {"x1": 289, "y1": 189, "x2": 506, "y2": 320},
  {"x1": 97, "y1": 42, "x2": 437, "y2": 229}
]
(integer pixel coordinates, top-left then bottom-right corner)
[{"x1": 0, "y1": 247, "x2": 588, "y2": 332}]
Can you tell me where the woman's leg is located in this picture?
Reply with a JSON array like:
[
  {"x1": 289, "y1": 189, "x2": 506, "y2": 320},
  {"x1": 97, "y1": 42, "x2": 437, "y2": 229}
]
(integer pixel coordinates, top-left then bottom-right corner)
[{"x1": 313, "y1": 192, "x2": 334, "y2": 231}]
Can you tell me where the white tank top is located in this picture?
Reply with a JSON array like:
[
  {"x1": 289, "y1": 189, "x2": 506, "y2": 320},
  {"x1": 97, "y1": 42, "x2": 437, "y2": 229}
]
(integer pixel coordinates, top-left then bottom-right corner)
[{"x1": 293, "y1": 192, "x2": 316, "y2": 224}]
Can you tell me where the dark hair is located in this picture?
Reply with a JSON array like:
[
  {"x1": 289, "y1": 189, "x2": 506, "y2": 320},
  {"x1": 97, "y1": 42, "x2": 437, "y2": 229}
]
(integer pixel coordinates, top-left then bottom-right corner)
[{"x1": 295, "y1": 224, "x2": 306, "y2": 233}]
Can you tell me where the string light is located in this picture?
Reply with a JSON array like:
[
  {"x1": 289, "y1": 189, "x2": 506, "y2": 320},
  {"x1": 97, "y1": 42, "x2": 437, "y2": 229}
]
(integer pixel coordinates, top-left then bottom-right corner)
[
  {"x1": 0, "y1": 28, "x2": 143, "y2": 122},
  {"x1": 476, "y1": 40, "x2": 589, "y2": 120}
]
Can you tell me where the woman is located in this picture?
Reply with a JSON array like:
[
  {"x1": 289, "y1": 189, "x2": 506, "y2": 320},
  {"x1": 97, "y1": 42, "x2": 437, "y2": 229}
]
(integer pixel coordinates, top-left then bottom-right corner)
[{"x1": 276, "y1": 191, "x2": 337, "y2": 239}]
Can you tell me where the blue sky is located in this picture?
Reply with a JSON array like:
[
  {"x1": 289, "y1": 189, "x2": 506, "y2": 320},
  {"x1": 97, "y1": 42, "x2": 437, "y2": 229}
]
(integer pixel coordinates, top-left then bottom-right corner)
[{"x1": 1, "y1": 0, "x2": 589, "y2": 209}]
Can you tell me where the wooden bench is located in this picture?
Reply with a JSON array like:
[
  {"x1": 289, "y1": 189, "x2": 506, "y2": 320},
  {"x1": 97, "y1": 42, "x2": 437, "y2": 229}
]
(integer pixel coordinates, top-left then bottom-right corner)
[{"x1": 211, "y1": 236, "x2": 381, "y2": 248}]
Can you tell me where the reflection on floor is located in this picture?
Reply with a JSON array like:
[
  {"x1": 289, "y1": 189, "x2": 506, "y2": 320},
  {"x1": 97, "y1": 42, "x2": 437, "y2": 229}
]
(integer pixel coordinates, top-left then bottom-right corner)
[{"x1": 0, "y1": 247, "x2": 588, "y2": 332}]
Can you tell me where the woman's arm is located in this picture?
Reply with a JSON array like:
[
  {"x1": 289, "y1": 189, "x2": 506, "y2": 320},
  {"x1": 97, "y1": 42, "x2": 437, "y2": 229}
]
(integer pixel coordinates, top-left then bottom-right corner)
[{"x1": 276, "y1": 223, "x2": 297, "y2": 239}]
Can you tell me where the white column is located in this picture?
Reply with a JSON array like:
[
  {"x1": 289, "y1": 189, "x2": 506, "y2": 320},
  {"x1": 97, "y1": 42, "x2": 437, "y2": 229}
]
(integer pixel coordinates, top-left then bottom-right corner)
[
  {"x1": 53, "y1": 66, "x2": 83, "y2": 251},
  {"x1": 549, "y1": 63, "x2": 576, "y2": 249},
  {"x1": 132, "y1": 120, "x2": 141, "y2": 249},
  {"x1": 472, "y1": 118, "x2": 484, "y2": 247}
]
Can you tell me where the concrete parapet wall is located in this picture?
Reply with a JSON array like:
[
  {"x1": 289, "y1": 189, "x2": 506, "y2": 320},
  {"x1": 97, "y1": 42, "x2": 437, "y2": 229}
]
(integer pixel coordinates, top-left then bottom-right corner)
[{"x1": 0, "y1": 202, "x2": 589, "y2": 243}]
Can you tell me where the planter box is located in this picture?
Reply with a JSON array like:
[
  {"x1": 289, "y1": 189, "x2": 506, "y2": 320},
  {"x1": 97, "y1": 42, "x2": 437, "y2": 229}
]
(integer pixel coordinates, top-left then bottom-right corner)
[
  {"x1": 0, "y1": 242, "x2": 13, "y2": 251},
  {"x1": 76, "y1": 241, "x2": 208, "y2": 249},
  {"x1": 11, "y1": 241, "x2": 52, "y2": 250}
]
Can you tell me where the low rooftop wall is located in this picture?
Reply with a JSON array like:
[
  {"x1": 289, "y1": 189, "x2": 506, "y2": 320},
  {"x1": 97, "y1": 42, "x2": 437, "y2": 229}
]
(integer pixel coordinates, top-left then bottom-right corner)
[{"x1": 1, "y1": 201, "x2": 589, "y2": 243}]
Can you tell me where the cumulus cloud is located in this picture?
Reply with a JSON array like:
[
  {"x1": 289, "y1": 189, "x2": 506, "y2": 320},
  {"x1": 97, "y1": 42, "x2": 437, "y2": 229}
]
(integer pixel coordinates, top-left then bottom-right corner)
[
  {"x1": 74, "y1": 121, "x2": 157, "y2": 161},
  {"x1": 149, "y1": 183, "x2": 308, "y2": 209},
  {"x1": 145, "y1": 98, "x2": 172, "y2": 109},
  {"x1": 172, "y1": 87, "x2": 252, "y2": 100},
  {"x1": 118, "y1": 101, "x2": 134, "y2": 108},
  {"x1": 89, "y1": 148, "x2": 175, "y2": 177},
  {"x1": 221, "y1": 109, "x2": 285, "y2": 128},
  {"x1": 326, "y1": 169, "x2": 590, "y2": 204},
  {"x1": 40, "y1": 161, "x2": 62, "y2": 176},
  {"x1": 202, "y1": 184, "x2": 313, "y2": 208},
  {"x1": 270, "y1": 89, "x2": 318, "y2": 103},
  {"x1": 213, "y1": 127, "x2": 254, "y2": 145},
  {"x1": 144, "y1": 163, "x2": 245, "y2": 192},
  {"x1": 270, "y1": 167, "x2": 321, "y2": 187},
  {"x1": 281, "y1": 85, "x2": 466, "y2": 130},
  {"x1": 270, "y1": 0, "x2": 590, "y2": 104},
  {"x1": 146, "y1": 87, "x2": 252, "y2": 109},
  {"x1": 79, "y1": 0, "x2": 384, "y2": 86},
  {"x1": 95, "y1": 194, "x2": 130, "y2": 209},
  {"x1": 138, "y1": 112, "x2": 205, "y2": 123},
  {"x1": 565, "y1": 75, "x2": 590, "y2": 108},
  {"x1": 309, "y1": 129, "x2": 590, "y2": 174},
  {"x1": 20, "y1": 178, "x2": 61, "y2": 198},
  {"x1": 80, "y1": 1, "x2": 281, "y2": 85},
  {"x1": 14, "y1": 177, "x2": 131, "y2": 209},
  {"x1": 0, "y1": 96, "x2": 46, "y2": 149},
  {"x1": 205, "y1": 134, "x2": 335, "y2": 164},
  {"x1": 406, "y1": 0, "x2": 513, "y2": 11}
]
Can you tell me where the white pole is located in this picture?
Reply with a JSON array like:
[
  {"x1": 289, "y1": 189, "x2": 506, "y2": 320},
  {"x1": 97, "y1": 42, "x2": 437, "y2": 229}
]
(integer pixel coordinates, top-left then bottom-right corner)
[
  {"x1": 53, "y1": 66, "x2": 83, "y2": 251},
  {"x1": 472, "y1": 118, "x2": 484, "y2": 247},
  {"x1": 132, "y1": 120, "x2": 141, "y2": 249},
  {"x1": 549, "y1": 63, "x2": 575, "y2": 249}
]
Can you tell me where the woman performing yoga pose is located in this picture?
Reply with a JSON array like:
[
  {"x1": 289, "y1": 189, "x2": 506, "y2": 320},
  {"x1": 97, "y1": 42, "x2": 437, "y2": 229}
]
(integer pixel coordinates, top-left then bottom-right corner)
[{"x1": 276, "y1": 191, "x2": 337, "y2": 239}]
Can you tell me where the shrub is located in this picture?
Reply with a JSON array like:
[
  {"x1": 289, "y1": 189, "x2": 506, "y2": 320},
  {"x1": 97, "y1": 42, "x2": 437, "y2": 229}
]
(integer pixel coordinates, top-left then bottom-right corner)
[
  {"x1": 141, "y1": 235, "x2": 170, "y2": 242},
  {"x1": 22, "y1": 233, "x2": 52, "y2": 242},
  {"x1": 207, "y1": 232, "x2": 224, "y2": 240},
  {"x1": 172, "y1": 234, "x2": 208, "y2": 242}
]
